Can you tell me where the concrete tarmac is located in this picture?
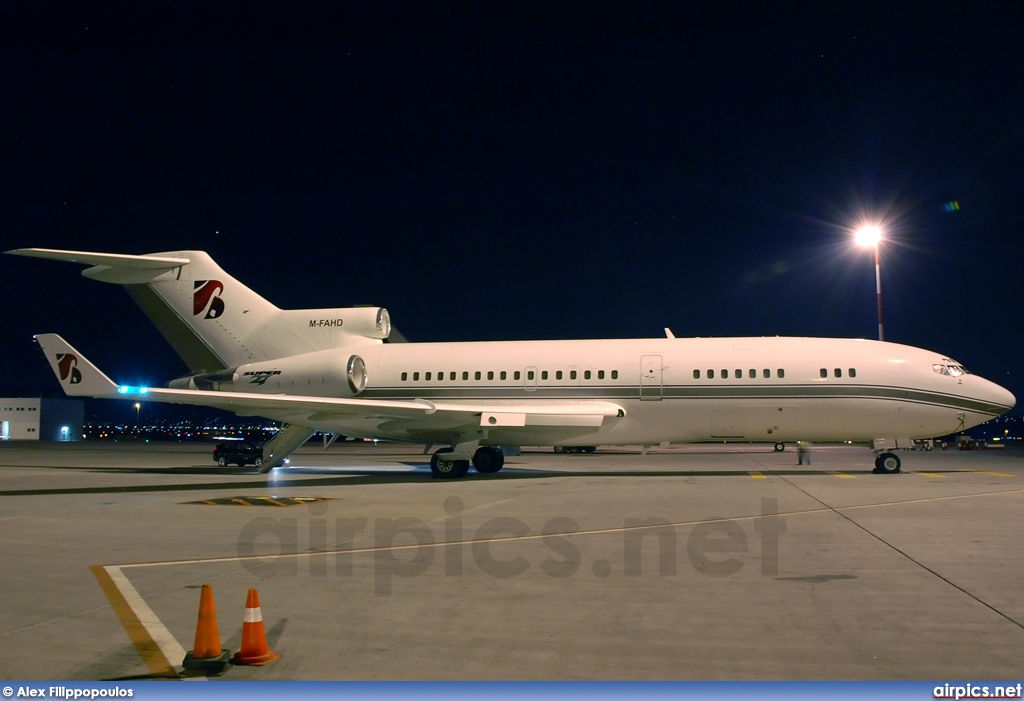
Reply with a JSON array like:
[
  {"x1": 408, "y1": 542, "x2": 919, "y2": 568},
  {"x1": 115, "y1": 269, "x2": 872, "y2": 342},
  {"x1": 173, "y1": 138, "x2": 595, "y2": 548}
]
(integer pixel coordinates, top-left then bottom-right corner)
[{"x1": 0, "y1": 440, "x2": 1022, "y2": 681}]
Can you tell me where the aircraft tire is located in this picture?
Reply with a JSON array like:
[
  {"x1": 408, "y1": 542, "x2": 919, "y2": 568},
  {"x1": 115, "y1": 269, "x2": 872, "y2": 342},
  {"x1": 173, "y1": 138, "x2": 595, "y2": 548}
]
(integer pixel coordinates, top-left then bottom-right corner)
[
  {"x1": 553, "y1": 446, "x2": 566, "y2": 454},
  {"x1": 774, "y1": 442, "x2": 785, "y2": 452},
  {"x1": 875, "y1": 452, "x2": 901, "y2": 474},
  {"x1": 431, "y1": 449, "x2": 470, "y2": 479},
  {"x1": 473, "y1": 447, "x2": 505, "y2": 474}
]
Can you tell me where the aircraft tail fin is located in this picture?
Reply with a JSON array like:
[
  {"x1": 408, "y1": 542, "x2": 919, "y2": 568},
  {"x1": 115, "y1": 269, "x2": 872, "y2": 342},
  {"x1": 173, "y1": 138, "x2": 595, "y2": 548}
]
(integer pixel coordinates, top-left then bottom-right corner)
[
  {"x1": 8, "y1": 248, "x2": 391, "y2": 375},
  {"x1": 34, "y1": 334, "x2": 121, "y2": 398}
]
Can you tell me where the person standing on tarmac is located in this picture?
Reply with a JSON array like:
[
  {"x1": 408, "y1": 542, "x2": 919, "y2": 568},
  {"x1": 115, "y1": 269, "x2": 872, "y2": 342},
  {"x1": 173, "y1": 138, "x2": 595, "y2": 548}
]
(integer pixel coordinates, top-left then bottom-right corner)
[{"x1": 797, "y1": 441, "x2": 811, "y2": 465}]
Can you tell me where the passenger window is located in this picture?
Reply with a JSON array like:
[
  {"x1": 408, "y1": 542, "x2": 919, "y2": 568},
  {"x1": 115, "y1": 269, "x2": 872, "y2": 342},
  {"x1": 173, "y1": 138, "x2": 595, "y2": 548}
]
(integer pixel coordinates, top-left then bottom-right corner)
[
  {"x1": 500, "y1": 371, "x2": 507, "y2": 380},
  {"x1": 542, "y1": 371, "x2": 549, "y2": 380},
  {"x1": 849, "y1": 368, "x2": 857, "y2": 378},
  {"x1": 556, "y1": 370, "x2": 563, "y2": 380},
  {"x1": 515, "y1": 371, "x2": 522, "y2": 380},
  {"x1": 748, "y1": 369, "x2": 756, "y2": 379},
  {"x1": 778, "y1": 369, "x2": 785, "y2": 378},
  {"x1": 735, "y1": 369, "x2": 742, "y2": 378},
  {"x1": 611, "y1": 370, "x2": 618, "y2": 379},
  {"x1": 475, "y1": 371, "x2": 482, "y2": 380},
  {"x1": 763, "y1": 369, "x2": 770, "y2": 378},
  {"x1": 721, "y1": 369, "x2": 729, "y2": 379},
  {"x1": 570, "y1": 370, "x2": 577, "y2": 380},
  {"x1": 527, "y1": 370, "x2": 534, "y2": 380},
  {"x1": 425, "y1": 372, "x2": 431, "y2": 381},
  {"x1": 462, "y1": 371, "x2": 469, "y2": 380},
  {"x1": 401, "y1": 372, "x2": 408, "y2": 381},
  {"x1": 693, "y1": 369, "x2": 701, "y2": 379},
  {"x1": 487, "y1": 371, "x2": 494, "y2": 380},
  {"x1": 834, "y1": 368, "x2": 842, "y2": 378},
  {"x1": 708, "y1": 369, "x2": 715, "y2": 379},
  {"x1": 450, "y1": 372, "x2": 456, "y2": 381},
  {"x1": 413, "y1": 372, "x2": 420, "y2": 381},
  {"x1": 585, "y1": 370, "x2": 592, "y2": 380},
  {"x1": 598, "y1": 370, "x2": 605, "y2": 380},
  {"x1": 820, "y1": 368, "x2": 827, "y2": 378}
]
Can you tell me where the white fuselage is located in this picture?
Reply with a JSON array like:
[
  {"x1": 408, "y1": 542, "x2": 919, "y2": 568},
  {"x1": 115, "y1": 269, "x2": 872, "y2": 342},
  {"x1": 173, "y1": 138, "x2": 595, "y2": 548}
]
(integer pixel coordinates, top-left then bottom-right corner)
[{"x1": 249, "y1": 336, "x2": 1013, "y2": 447}]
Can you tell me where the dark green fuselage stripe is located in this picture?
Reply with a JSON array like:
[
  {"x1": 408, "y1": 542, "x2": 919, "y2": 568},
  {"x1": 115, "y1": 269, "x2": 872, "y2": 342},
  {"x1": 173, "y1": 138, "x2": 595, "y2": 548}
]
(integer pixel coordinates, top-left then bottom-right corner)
[{"x1": 357, "y1": 383, "x2": 1009, "y2": 416}]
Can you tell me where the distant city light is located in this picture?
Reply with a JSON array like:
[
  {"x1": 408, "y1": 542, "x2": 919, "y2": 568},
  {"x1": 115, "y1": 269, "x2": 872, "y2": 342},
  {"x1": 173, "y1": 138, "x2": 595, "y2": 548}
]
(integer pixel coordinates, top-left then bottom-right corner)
[{"x1": 943, "y1": 201, "x2": 961, "y2": 212}]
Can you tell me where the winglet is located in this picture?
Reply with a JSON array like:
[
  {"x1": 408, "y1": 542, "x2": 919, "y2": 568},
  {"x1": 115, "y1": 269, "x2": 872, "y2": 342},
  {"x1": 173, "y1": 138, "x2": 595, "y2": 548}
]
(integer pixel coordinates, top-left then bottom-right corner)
[{"x1": 34, "y1": 334, "x2": 121, "y2": 397}]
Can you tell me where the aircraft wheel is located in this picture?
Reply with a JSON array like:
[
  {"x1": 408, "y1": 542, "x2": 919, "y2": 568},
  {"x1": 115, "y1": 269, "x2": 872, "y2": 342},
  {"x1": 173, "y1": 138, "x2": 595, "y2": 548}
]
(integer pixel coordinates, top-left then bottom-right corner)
[
  {"x1": 774, "y1": 442, "x2": 785, "y2": 452},
  {"x1": 473, "y1": 446, "x2": 505, "y2": 474},
  {"x1": 431, "y1": 448, "x2": 470, "y2": 479},
  {"x1": 874, "y1": 452, "x2": 901, "y2": 474},
  {"x1": 218, "y1": 457, "x2": 228, "y2": 467},
  {"x1": 553, "y1": 446, "x2": 566, "y2": 454}
]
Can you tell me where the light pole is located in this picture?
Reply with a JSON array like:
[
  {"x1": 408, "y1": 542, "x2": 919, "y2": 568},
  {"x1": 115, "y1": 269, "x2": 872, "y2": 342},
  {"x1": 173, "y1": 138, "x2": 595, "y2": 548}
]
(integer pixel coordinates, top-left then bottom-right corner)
[
  {"x1": 855, "y1": 225, "x2": 884, "y2": 341},
  {"x1": 134, "y1": 402, "x2": 141, "y2": 429}
]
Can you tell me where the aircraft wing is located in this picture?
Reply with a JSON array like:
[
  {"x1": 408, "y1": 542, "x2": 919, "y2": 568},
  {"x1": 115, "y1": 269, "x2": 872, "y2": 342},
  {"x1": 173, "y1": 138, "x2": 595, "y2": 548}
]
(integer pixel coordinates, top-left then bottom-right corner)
[{"x1": 34, "y1": 334, "x2": 624, "y2": 430}]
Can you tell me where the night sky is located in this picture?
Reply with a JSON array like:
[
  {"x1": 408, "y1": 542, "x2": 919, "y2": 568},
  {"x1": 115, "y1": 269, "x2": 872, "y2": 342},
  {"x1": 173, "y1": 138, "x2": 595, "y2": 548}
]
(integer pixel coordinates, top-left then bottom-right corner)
[{"x1": 2, "y1": 4, "x2": 1022, "y2": 411}]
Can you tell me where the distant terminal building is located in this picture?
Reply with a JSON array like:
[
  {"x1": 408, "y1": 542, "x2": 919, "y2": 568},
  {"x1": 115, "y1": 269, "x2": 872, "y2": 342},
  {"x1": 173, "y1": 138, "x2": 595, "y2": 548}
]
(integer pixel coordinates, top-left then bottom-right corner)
[{"x1": 0, "y1": 398, "x2": 84, "y2": 441}]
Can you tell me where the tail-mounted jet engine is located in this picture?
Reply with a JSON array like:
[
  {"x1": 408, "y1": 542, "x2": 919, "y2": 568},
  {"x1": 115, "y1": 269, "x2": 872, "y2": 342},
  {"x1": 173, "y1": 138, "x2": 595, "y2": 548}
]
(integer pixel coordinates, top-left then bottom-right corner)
[{"x1": 168, "y1": 347, "x2": 369, "y2": 397}]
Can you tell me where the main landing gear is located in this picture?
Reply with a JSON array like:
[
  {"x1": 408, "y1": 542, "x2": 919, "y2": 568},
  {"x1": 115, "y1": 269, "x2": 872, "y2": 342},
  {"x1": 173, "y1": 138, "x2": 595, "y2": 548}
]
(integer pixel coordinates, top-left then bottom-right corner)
[
  {"x1": 872, "y1": 452, "x2": 902, "y2": 474},
  {"x1": 773, "y1": 442, "x2": 785, "y2": 452},
  {"x1": 430, "y1": 446, "x2": 505, "y2": 479}
]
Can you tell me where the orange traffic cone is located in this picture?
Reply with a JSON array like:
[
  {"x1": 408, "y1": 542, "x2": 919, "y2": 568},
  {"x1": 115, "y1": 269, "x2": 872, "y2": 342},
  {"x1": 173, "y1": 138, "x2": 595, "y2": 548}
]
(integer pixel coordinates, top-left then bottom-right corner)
[
  {"x1": 182, "y1": 584, "x2": 231, "y2": 675},
  {"x1": 231, "y1": 588, "x2": 279, "y2": 666}
]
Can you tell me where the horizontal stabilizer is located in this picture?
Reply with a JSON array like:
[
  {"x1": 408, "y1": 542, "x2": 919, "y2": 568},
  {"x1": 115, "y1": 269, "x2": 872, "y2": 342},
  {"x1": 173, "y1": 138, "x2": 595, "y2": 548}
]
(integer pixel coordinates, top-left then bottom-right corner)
[
  {"x1": 6, "y1": 248, "x2": 188, "y2": 285},
  {"x1": 6, "y1": 248, "x2": 188, "y2": 269}
]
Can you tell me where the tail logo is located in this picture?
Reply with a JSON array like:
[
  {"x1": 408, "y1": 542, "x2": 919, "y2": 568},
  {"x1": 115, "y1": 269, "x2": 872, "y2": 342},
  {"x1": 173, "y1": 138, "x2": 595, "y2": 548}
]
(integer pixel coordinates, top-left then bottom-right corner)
[
  {"x1": 56, "y1": 353, "x2": 82, "y2": 385},
  {"x1": 194, "y1": 280, "x2": 225, "y2": 319}
]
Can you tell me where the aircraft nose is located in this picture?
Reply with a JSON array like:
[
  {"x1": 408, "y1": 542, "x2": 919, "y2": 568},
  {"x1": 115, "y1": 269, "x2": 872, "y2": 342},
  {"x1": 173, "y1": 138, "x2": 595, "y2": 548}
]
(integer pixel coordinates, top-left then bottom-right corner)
[
  {"x1": 999, "y1": 385, "x2": 1016, "y2": 410},
  {"x1": 986, "y1": 380, "x2": 1015, "y2": 413}
]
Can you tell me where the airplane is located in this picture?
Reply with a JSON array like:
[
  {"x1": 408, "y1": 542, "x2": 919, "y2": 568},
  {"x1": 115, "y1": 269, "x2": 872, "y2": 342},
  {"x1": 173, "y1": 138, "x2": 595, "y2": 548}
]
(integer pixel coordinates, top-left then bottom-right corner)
[{"x1": 7, "y1": 247, "x2": 1016, "y2": 477}]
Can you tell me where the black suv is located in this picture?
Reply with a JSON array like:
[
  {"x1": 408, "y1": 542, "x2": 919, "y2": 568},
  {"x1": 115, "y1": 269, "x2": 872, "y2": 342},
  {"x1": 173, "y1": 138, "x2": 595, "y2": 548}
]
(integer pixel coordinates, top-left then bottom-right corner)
[{"x1": 213, "y1": 441, "x2": 264, "y2": 468}]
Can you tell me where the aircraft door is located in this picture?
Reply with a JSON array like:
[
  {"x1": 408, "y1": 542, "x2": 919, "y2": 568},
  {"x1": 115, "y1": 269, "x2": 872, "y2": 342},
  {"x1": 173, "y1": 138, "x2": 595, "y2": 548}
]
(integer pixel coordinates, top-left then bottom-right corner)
[
  {"x1": 525, "y1": 366, "x2": 538, "y2": 392},
  {"x1": 640, "y1": 355, "x2": 663, "y2": 400}
]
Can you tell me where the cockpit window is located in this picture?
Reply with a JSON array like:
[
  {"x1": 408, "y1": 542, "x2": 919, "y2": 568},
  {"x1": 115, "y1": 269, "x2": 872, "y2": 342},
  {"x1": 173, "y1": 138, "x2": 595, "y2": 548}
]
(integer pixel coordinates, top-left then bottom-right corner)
[{"x1": 933, "y1": 362, "x2": 971, "y2": 377}]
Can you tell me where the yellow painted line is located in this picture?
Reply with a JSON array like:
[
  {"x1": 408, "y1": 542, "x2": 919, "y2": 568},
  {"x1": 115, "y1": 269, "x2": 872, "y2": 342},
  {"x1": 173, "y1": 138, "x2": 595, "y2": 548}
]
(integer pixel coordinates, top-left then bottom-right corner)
[
  {"x1": 748, "y1": 471, "x2": 768, "y2": 479},
  {"x1": 90, "y1": 565, "x2": 180, "y2": 679},
  {"x1": 831, "y1": 472, "x2": 856, "y2": 479},
  {"x1": 975, "y1": 471, "x2": 1015, "y2": 478},
  {"x1": 917, "y1": 472, "x2": 946, "y2": 478}
]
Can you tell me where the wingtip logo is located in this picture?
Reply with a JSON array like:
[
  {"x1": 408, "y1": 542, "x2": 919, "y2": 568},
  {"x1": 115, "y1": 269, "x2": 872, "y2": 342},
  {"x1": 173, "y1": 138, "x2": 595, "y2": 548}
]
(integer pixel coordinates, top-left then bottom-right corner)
[
  {"x1": 193, "y1": 280, "x2": 225, "y2": 319},
  {"x1": 56, "y1": 353, "x2": 82, "y2": 385}
]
